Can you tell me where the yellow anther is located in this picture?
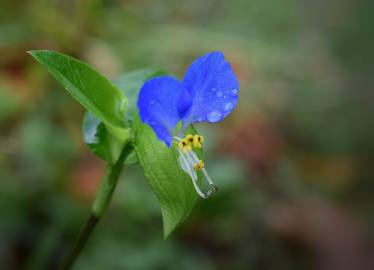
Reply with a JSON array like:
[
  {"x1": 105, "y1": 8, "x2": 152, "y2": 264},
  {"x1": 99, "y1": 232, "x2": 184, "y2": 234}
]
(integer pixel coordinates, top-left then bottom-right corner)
[
  {"x1": 193, "y1": 160, "x2": 205, "y2": 170},
  {"x1": 193, "y1": 135, "x2": 204, "y2": 149},
  {"x1": 185, "y1": 134, "x2": 194, "y2": 145},
  {"x1": 178, "y1": 134, "x2": 204, "y2": 150},
  {"x1": 178, "y1": 139, "x2": 191, "y2": 153}
]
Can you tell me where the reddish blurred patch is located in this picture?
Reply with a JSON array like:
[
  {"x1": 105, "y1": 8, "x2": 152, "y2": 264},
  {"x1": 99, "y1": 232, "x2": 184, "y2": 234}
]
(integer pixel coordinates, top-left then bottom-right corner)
[
  {"x1": 268, "y1": 199, "x2": 374, "y2": 270},
  {"x1": 221, "y1": 114, "x2": 283, "y2": 175},
  {"x1": 69, "y1": 155, "x2": 104, "y2": 202}
]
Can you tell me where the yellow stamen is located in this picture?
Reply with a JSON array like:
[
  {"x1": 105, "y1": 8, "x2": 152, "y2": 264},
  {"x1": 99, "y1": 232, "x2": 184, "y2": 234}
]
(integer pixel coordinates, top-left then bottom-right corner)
[
  {"x1": 193, "y1": 160, "x2": 205, "y2": 170},
  {"x1": 180, "y1": 134, "x2": 204, "y2": 149},
  {"x1": 185, "y1": 134, "x2": 194, "y2": 146},
  {"x1": 193, "y1": 135, "x2": 204, "y2": 149},
  {"x1": 178, "y1": 139, "x2": 191, "y2": 153}
]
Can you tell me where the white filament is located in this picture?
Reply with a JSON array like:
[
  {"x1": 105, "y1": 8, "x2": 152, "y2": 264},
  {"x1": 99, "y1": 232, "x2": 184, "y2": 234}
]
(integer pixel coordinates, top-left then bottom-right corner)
[
  {"x1": 176, "y1": 145, "x2": 217, "y2": 199},
  {"x1": 177, "y1": 148, "x2": 206, "y2": 198}
]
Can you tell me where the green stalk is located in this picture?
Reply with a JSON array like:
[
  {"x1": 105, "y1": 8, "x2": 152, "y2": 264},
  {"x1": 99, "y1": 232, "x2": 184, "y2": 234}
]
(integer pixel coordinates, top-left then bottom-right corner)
[{"x1": 59, "y1": 144, "x2": 133, "y2": 270}]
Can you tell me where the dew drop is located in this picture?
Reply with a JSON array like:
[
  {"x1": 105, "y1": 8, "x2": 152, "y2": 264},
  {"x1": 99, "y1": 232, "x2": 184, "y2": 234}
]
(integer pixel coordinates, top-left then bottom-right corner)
[
  {"x1": 207, "y1": 110, "x2": 222, "y2": 122},
  {"x1": 216, "y1": 91, "x2": 223, "y2": 98},
  {"x1": 149, "y1": 100, "x2": 156, "y2": 105},
  {"x1": 231, "y1": 88, "x2": 238, "y2": 95},
  {"x1": 224, "y1": 102, "x2": 234, "y2": 111},
  {"x1": 211, "y1": 87, "x2": 217, "y2": 92}
]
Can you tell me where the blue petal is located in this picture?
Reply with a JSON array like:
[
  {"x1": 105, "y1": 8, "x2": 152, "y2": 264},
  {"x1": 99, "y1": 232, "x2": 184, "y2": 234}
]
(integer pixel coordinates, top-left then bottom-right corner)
[
  {"x1": 181, "y1": 51, "x2": 239, "y2": 125},
  {"x1": 137, "y1": 76, "x2": 187, "y2": 146}
]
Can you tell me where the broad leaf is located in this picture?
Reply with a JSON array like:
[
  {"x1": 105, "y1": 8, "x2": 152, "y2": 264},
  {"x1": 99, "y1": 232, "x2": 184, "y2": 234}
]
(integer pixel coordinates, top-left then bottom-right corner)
[
  {"x1": 134, "y1": 114, "x2": 201, "y2": 237},
  {"x1": 28, "y1": 50, "x2": 127, "y2": 128}
]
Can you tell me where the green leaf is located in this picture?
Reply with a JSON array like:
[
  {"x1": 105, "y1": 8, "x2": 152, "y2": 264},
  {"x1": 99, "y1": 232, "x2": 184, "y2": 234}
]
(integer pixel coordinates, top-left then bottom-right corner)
[
  {"x1": 134, "y1": 114, "x2": 200, "y2": 237},
  {"x1": 28, "y1": 50, "x2": 127, "y2": 128}
]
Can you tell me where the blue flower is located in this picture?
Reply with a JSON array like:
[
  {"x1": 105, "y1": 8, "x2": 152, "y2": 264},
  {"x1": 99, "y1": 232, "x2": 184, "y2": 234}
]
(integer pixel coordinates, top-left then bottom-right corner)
[{"x1": 137, "y1": 52, "x2": 239, "y2": 198}]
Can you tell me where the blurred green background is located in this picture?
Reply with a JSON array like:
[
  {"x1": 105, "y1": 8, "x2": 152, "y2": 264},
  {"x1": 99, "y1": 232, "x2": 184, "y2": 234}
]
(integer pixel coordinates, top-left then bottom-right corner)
[{"x1": 1, "y1": 0, "x2": 374, "y2": 269}]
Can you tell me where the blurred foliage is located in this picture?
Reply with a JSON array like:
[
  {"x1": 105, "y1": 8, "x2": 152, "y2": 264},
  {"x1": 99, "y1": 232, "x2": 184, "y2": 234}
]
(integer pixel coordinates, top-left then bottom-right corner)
[{"x1": 1, "y1": 0, "x2": 373, "y2": 269}]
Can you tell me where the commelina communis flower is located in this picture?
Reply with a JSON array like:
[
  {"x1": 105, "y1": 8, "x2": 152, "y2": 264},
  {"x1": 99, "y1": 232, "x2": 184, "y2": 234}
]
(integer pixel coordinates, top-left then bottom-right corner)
[{"x1": 137, "y1": 52, "x2": 239, "y2": 198}]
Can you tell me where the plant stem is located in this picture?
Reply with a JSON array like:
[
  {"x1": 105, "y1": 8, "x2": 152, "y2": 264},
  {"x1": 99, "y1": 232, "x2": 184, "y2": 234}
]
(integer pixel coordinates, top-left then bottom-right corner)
[
  {"x1": 58, "y1": 214, "x2": 99, "y2": 270},
  {"x1": 59, "y1": 144, "x2": 133, "y2": 270}
]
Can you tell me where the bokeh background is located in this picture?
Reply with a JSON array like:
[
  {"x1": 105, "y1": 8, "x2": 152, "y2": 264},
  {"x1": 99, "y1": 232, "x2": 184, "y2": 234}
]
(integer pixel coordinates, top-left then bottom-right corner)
[{"x1": 1, "y1": 0, "x2": 374, "y2": 269}]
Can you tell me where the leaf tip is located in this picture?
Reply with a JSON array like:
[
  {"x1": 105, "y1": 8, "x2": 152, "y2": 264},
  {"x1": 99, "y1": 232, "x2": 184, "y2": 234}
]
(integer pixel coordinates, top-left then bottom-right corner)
[
  {"x1": 161, "y1": 210, "x2": 179, "y2": 239},
  {"x1": 163, "y1": 225, "x2": 174, "y2": 239},
  {"x1": 27, "y1": 50, "x2": 44, "y2": 60},
  {"x1": 26, "y1": 50, "x2": 35, "y2": 57},
  {"x1": 27, "y1": 50, "x2": 56, "y2": 59}
]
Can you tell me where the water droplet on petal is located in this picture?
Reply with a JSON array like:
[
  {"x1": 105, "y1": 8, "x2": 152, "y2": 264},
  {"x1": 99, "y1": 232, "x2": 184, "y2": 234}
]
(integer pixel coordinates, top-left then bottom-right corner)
[
  {"x1": 149, "y1": 100, "x2": 156, "y2": 105},
  {"x1": 207, "y1": 110, "x2": 222, "y2": 122},
  {"x1": 231, "y1": 89, "x2": 238, "y2": 95},
  {"x1": 212, "y1": 87, "x2": 217, "y2": 92},
  {"x1": 216, "y1": 91, "x2": 223, "y2": 98},
  {"x1": 224, "y1": 102, "x2": 234, "y2": 111}
]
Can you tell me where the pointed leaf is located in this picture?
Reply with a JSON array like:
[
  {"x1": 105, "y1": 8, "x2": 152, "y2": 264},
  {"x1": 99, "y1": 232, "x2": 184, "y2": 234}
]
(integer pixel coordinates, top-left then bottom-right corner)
[
  {"x1": 28, "y1": 50, "x2": 127, "y2": 128},
  {"x1": 134, "y1": 114, "x2": 201, "y2": 237}
]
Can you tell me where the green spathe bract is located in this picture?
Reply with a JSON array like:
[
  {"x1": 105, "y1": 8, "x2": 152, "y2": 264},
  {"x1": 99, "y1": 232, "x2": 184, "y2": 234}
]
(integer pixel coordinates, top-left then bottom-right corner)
[{"x1": 113, "y1": 69, "x2": 167, "y2": 121}]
